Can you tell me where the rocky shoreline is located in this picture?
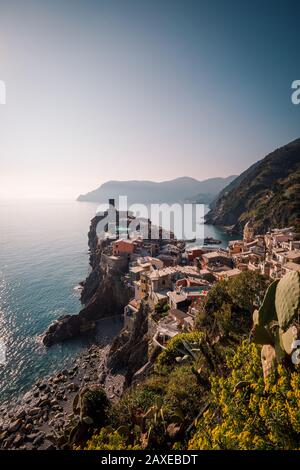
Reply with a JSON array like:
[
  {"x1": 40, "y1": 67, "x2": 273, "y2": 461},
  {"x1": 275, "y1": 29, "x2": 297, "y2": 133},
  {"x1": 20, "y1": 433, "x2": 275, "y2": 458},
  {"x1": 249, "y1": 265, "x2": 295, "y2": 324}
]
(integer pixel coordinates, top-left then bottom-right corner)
[{"x1": 0, "y1": 342, "x2": 125, "y2": 450}]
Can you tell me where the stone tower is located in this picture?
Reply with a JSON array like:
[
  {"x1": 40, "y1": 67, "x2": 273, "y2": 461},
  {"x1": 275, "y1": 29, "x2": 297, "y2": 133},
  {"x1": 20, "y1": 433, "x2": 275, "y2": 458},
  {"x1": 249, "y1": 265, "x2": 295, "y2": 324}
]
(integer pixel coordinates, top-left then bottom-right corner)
[{"x1": 243, "y1": 220, "x2": 255, "y2": 243}]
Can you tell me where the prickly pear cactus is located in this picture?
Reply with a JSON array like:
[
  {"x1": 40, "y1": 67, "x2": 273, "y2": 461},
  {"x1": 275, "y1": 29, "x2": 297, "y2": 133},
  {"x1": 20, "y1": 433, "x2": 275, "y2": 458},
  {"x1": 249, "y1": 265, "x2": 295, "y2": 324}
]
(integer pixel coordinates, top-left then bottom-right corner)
[
  {"x1": 252, "y1": 324, "x2": 274, "y2": 345},
  {"x1": 252, "y1": 309, "x2": 259, "y2": 326},
  {"x1": 252, "y1": 271, "x2": 300, "y2": 375},
  {"x1": 257, "y1": 279, "x2": 279, "y2": 326},
  {"x1": 279, "y1": 325, "x2": 299, "y2": 355},
  {"x1": 275, "y1": 271, "x2": 300, "y2": 330}
]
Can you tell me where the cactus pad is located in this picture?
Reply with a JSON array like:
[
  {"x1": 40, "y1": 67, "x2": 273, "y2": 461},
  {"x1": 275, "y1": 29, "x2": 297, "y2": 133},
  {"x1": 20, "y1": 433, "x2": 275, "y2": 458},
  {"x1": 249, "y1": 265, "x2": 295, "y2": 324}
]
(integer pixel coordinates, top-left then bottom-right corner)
[
  {"x1": 280, "y1": 325, "x2": 299, "y2": 355},
  {"x1": 253, "y1": 324, "x2": 274, "y2": 345},
  {"x1": 275, "y1": 271, "x2": 300, "y2": 330},
  {"x1": 252, "y1": 309, "x2": 259, "y2": 326},
  {"x1": 257, "y1": 279, "x2": 279, "y2": 326}
]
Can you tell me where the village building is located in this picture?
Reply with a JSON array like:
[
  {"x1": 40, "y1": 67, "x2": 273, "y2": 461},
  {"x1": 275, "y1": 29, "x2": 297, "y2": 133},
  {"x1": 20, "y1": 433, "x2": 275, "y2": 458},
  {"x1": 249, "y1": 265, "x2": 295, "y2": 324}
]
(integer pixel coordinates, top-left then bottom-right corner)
[
  {"x1": 168, "y1": 309, "x2": 195, "y2": 331},
  {"x1": 157, "y1": 254, "x2": 177, "y2": 267},
  {"x1": 149, "y1": 269, "x2": 173, "y2": 293},
  {"x1": 201, "y1": 251, "x2": 233, "y2": 272},
  {"x1": 129, "y1": 264, "x2": 151, "y2": 284},
  {"x1": 214, "y1": 268, "x2": 242, "y2": 281},
  {"x1": 198, "y1": 268, "x2": 216, "y2": 283},
  {"x1": 229, "y1": 240, "x2": 244, "y2": 255},
  {"x1": 243, "y1": 221, "x2": 255, "y2": 243},
  {"x1": 112, "y1": 239, "x2": 135, "y2": 257},
  {"x1": 264, "y1": 227, "x2": 295, "y2": 250},
  {"x1": 168, "y1": 284, "x2": 209, "y2": 310},
  {"x1": 186, "y1": 247, "x2": 205, "y2": 262},
  {"x1": 290, "y1": 240, "x2": 300, "y2": 250},
  {"x1": 285, "y1": 250, "x2": 300, "y2": 264},
  {"x1": 118, "y1": 211, "x2": 300, "y2": 348},
  {"x1": 283, "y1": 262, "x2": 300, "y2": 274},
  {"x1": 167, "y1": 290, "x2": 189, "y2": 311},
  {"x1": 124, "y1": 299, "x2": 140, "y2": 332},
  {"x1": 140, "y1": 256, "x2": 164, "y2": 270}
]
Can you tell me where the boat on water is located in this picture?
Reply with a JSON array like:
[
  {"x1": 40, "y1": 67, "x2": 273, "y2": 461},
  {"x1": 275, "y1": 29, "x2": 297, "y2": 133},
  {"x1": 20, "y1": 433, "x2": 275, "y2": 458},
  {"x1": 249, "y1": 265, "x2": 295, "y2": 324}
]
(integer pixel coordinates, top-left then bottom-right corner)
[{"x1": 203, "y1": 237, "x2": 222, "y2": 245}]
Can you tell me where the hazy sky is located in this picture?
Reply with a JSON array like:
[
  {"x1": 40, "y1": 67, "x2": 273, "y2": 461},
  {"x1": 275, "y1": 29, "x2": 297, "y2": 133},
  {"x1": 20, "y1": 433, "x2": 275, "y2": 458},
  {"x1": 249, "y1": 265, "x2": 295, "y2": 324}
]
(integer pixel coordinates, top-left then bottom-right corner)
[{"x1": 0, "y1": 0, "x2": 300, "y2": 199}]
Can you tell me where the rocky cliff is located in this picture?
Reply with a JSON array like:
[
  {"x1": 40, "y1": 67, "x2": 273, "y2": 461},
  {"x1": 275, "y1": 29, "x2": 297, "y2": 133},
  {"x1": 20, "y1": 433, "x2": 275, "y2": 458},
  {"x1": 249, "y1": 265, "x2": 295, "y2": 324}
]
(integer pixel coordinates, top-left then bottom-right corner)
[
  {"x1": 206, "y1": 138, "x2": 300, "y2": 234},
  {"x1": 107, "y1": 300, "x2": 160, "y2": 387},
  {"x1": 42, "y1": 216, "x2": 133, "y2": 346}
]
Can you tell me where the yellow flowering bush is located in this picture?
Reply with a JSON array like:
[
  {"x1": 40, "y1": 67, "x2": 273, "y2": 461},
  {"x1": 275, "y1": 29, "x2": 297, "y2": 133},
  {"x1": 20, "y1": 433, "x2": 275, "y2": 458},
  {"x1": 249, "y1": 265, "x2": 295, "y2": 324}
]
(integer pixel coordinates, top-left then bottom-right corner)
[
  {"x1": 188, "y1": 342, "x2": 300, "y2": 450},
  {"x1": 84, "y1": 427, "x2": 141, "y2": 450}
]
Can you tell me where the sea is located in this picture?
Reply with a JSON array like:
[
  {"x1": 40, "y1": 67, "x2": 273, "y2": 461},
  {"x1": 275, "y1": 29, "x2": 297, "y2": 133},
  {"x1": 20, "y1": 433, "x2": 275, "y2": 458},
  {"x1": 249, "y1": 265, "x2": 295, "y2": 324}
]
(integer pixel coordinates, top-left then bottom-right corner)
[{"x1": 0, "y1": 199, "x2": 238, "y2": 404}]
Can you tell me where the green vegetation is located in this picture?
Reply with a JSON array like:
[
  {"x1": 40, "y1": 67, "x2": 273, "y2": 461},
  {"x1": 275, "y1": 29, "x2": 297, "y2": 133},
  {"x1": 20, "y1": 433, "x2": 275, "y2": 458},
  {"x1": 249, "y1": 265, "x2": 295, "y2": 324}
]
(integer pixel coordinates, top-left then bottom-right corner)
[
  {"x1": 66, "y1": 386, "x2": 110, "y2": 448},
  {"x1": 84, "y1": 428, "x2": 141, "y2": 450},
  {"x1": 80, "y1": 271, "x2": 300, "y2": 450},
  {"x1": 253, "y1": 271, "x2": 300, "y2": 362},
  {"x1": 152, "y1": 302, "x2": 170, "y2": 322},
  {"x1": 188, "y1": 343, "x2": 300, "y2": 450},
  {"x1": 206, "y1": 138, "x2": 300, "y2": 233},
  {"x1": 196, "y1": 271, "x2": 268, "y2": 339},
  {"x1": 156, "y1": 331, "x2": 206, "y2": 368}
]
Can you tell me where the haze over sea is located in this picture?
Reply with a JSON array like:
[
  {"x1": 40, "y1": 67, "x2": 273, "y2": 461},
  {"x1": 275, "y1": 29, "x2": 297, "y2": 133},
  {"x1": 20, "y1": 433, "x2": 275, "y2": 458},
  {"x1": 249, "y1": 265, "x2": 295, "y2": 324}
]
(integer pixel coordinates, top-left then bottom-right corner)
[{"x1": 0, "y1": 199, "x2": 236, "y2": 404}]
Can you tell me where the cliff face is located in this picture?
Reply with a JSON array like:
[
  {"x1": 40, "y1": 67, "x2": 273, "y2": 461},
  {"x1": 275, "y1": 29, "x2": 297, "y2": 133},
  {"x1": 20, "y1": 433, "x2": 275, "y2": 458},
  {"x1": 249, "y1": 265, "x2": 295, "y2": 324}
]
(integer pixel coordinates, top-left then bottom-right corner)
[
  {"x1": 206, "y1": 138, "x2": 300, "y2": 234},
  {"x1": 107, "y1": 301, "x2": 160, "y2": 387},
  {"x1": 42, "y1": 216, "x2": 133, "y2": 346},
  {"x1": 107, "y1": 302, "x2": 149, "y2": 386}
]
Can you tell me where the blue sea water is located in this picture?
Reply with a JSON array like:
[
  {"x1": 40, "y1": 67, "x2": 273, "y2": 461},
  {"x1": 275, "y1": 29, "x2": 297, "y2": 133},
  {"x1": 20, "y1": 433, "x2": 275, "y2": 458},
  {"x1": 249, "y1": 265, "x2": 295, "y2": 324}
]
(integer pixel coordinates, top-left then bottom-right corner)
[
  {"x1": 0, "y1": 199, "x2": 236, "y2": 405},
  {"x1": 0, "y1": 200, "x2": 117, "y2": 405}
]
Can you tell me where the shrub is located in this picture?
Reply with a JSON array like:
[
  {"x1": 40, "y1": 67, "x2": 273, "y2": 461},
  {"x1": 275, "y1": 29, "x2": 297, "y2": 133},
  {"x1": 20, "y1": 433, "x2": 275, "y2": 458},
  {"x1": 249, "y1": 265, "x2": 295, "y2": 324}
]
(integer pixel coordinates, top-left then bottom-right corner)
[
  {"x1": 156, "y1": 332, "x2": 206, "y2": 368},
  {"x1": 198, "y1": 272, "x2": 269, "y2": 338},
  {"x1": 85, "y1": 427, "x2": 141, "y2": 450},
  {"x1": 163, "y1": 365, "x2": 206, "y2": 424},
  {"x1": 188, "y1": 341, "x2": 300, "y2": 450},
  {"x1": 80, "y1": 387, "x2": 110, "y2": 426},
  {"x1": 226, "y1": 271, "x2": 268, "y2": 313},
  {"x1": 110, "y1": 376, "x2": 167, "y2": 427}
]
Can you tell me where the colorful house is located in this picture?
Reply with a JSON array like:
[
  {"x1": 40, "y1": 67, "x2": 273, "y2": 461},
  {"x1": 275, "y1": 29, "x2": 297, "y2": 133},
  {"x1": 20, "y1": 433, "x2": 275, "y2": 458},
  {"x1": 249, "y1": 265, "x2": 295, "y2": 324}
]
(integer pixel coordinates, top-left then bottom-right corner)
[{"x1": 112, "y1": 239, "x2": 134, "y2": 256}]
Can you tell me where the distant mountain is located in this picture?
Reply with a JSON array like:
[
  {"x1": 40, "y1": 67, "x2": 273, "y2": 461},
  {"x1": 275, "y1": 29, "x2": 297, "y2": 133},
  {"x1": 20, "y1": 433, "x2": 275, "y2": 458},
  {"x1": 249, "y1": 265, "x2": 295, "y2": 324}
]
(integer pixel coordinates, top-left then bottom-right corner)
[
  {"x1": 206, "y1": 138, "x2": 300, "y2": 233},
  {"x1": 77, "y1": 176, "x2": 237, "y2": 205},
  {"x1": 186, "y1": 176, "x2": 237, "y2": 204},
  {"x1": 209, "y1": 161, "x2": 261, "y2": 210}
]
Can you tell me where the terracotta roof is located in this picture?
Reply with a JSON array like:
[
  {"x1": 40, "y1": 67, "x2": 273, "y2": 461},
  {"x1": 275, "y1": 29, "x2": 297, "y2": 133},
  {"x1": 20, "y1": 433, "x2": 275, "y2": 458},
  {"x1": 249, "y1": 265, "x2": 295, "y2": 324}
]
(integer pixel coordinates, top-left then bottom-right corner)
[
  {"x1": 113, "y1": 239, "x2": 134, "y2": 245},
  {"x1": 286, "y1": 251, "x2": 300, "y2": 260},
  {"x1": 130, "y1": 266, "x2": 146, "y2": 274},
  {"x1": 129, "y1": 299, "x2": 140, "y2": 310},
  {"x1": 284, "y1": 262, "x2": 300, "y2": 272},
  {"x1": 202, "y1": 251, "x2": 229, "y2": 259},
  {"x1": 216, "y1": 268, "x2": 242, "y2": 278}
]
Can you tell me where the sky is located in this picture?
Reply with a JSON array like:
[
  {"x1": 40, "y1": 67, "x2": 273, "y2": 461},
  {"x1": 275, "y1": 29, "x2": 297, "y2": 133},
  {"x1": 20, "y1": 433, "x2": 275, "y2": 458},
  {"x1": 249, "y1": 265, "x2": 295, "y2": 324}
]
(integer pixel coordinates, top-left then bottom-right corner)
[{"x1": 0, "y1": 0, "x2": 300, "y2": 199}]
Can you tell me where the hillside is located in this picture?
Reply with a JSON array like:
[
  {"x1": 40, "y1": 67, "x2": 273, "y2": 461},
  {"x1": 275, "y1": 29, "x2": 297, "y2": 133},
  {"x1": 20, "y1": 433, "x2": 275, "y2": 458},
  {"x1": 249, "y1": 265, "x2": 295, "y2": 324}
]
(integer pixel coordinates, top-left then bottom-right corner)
[
  {"x1": 77, "y1": 175, "x2": 236, "y2": 205},
  {"x1": 206, "y1": 138, "x2": 300, "y2": 233}
]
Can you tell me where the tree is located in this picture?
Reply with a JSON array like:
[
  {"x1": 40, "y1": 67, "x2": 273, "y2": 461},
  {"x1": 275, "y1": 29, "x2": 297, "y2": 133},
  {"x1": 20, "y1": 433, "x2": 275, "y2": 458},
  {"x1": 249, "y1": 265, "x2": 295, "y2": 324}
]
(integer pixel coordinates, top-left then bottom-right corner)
[{"x1": 227, "y1": 271, "x2": 268, "y2": 313}]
